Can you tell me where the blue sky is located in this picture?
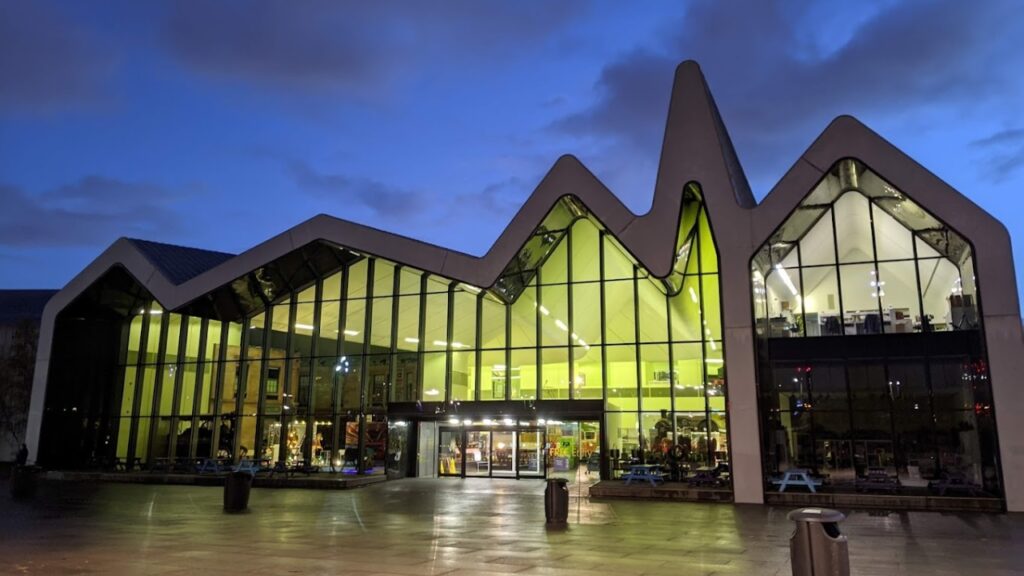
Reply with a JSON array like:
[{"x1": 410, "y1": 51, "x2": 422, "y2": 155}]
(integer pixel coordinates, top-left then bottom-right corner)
[{"x1": 2, "y1": 1, "x2": 1023, "y2": 309}]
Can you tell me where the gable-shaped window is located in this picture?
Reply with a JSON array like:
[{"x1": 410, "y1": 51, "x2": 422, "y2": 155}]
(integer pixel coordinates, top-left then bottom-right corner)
[{"x1": 752, "y1": 159, "x2": 978, "y2": 338}]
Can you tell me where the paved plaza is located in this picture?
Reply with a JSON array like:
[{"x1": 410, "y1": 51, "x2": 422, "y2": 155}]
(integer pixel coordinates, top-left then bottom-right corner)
[{"x1": 1, "y1": 477, "x2": 1023, "y2": 575}]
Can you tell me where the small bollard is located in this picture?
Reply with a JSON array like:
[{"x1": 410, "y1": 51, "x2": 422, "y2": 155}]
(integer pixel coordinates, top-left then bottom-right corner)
[
  {"x1": 788, "y1": 508, "x2": 849, "y2": 576},
  {"x1": 544, "y1": 478, "x2": 569, "y2": 524},
  {"x1": 223, "y1": 471, "x2": 253, "y2": 513}
]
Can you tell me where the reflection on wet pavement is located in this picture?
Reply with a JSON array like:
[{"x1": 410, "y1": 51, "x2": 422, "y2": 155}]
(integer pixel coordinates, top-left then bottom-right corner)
[{"x1": 2, "y1": 477, "x2": 1023, "y2": 575}]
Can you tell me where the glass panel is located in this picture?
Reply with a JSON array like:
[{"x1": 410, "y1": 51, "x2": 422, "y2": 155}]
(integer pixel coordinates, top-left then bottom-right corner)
[
  {"x1": 263, "y1": 361, "x2": 284, "y2": 415},
  {"x1": 606, "y1": 412, "x2": 640, "y2": 466},
  {"x1": 574, "y1": 345, "x2": 602, "y2": 400},
  {"x1": 392, "y1": 353, "x2": 420, "y2": 402},
  {"x1": 317, "y1": 300, "x2": 340, "y2": 357},
  {"x1": 510, "y1": 349, "x2": 537, "y2": 400},
  {"x1": 491, "y1": 430, "x2": 515, "y2": 477},
  {"x1": 322, "y1": 271, "x2": 343, "y2": 301},
  {"x1": 572, "y1": 282, "x2": 600, "y2": 347},
  {"x1": 184, "y1": 317, "x2": 203, "y2": 362},
  {"x1": 125, "y1": 314, "x2": 143, "y2": 365},
  {"x1": 480, "y1": 295, "x2": 506, "y2": 350},
  {"x1": 918, "y1": 258, "x2": 959, "y2": 332},
  {"x1": 873, "y1": 204, "x2": 914, "y2": 261},
  {"x1": 269, "y1": 301, "x2": 290, "y2": 359},
  {"x1": 347, "y1": 259, "x2": 369, "y2": 299},
  {"x1": 605, "y1": 344, "x2": 638, "y2": 410},
  {"x1": 343, "y1": 298, "x2": 366, "y2": 355},
  {"x1": 373, "y1": 260, "x2": 395, "y2": 298},
  {"x1": 158, "y1": 364, "x2": 176, "y2": 416},
  {"x1": 540, "y1": 284, "x2": 569, "y2": 347},
  {"x1": 423, "y1": 292, "x2": 449, "y2": 351},
  {"x1": 451, "y1": 350, "x2": 475, "y2": 401},
  {"x1": 672, "y1": 343, "x2": 704, "y2": 412},
  {"x1": 930, "y1": 358, "x2": 974, "y2": 411},
  {"x1": 571, "y1": 219, "x2": 601, "y2": 282},
  {"x1": 540, "y1": 347, "x2": 569, "y2": 399},
  {"x1": 451, "y1": 291, "x2": 477, "y2": 351},
  {"x1": 397, "y1": 267, "x2": 420, "y2": 295},
  {"x1": 365, "y1": 355, "x2": 388, "y2": 409},
  {"x1": 439, "y1": 428, "x2": 463, "y2": 476},
  {"x1": 764, "y1": 264, "x2": 801, "y2": 337},
  {"x1": 670, "y1": 275, "x2": 703, "y2": 342},
  {"x1": 510, "y1": 283, "x2": 538, "y2": 348},
  {"x1": 637, "y1": 279, "x2": 668, "y2": 343},
  {"x1": 395, "y1": 295, "x2": 421, "y2": 352},
  {"x1": 196, "y1": 363, "x2": 215, "y2": 415},
  {"x1": 847, "y1": 362, "x2": 889, "y2": 411},
  {"x1": 698, "y1": 208, "x2": 718, "y2": 274},
  {"x1": 639, "y1": 344, "x2": 671, "y2": 412},
  {"x1": 878, "y1": 261, "x2": 919, "y2": 334},
  {"x1": 798, "y1": 208, "x2": 836, "y2": 266},
  {"x1": 480, "y1": 350, "x2": 506, "y2": 401},
  {"x1": 839, "y1": 264, "x2": 882, "y2": 335},
  {"x1": 705, "y1": 343, "x2": 725, "y2": 411},
  {"x1": 517, "y1": 429, "x2": 544, "y2": 477},
  {"x1": 137, "y1": 366, "x2": 157, "y2": 417},
  {"x1": 466, "y1": 430, "x2": 490, "y2": 476},
  {"x1": 145, "y1": 309, "x2": 163, "y2": 362},
  {"x1": 178, "y1": 364, "x2": 197, "y2": 415},
  {"x1": 421, "y1": 351, "x2": 446, "y2": 401},
  {"x1": 603, "y1": 235, "x2": 634, "y2": 280},
  {"x1": 800, "y1": 266, "x2": 842, "y2": 336},
  {"x1": 370, "y1": 296, "x2": 393, "y2": 351},
  {"x1": 219, "y1": 360, "x2": 241, "y2": 415},
  {"x1": 955, "y1": 254, "x2": 979, "y2": 330},
  {"x1": 604, "y1": 279, "x2": 635, "y2": 344},
  {"x1": 834, "y1": 192, "x2": 875, "y2": 263},
  {"x1": 338, "y1": 356, "x2": 361, "y2": 410},
  {"x1": 541, "y1": 236, "x2": 569, "y2": 285},
  {"x1": 701, "y1": 275, "x2": 721, "y2": 341}
]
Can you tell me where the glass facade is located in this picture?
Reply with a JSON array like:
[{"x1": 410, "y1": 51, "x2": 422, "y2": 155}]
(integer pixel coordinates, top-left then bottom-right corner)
[
  {"x1": 107, "y1": 185, "x2": 728, "y2": 480},
  {"x1": 753, "y1": 159, "x2": 1000, "y2": 497}
]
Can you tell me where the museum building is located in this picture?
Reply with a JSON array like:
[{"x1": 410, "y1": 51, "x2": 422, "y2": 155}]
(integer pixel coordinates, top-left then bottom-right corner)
[{"x1": 24, "y1": 62, "x2": 1024, "y2": 511}]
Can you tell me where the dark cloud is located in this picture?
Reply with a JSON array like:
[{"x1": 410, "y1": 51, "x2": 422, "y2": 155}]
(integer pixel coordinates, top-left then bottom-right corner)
[
  {"x1": 973, "y1": 128, "x2": 1024, "y2": 148},
  {"x1": 552, "y1": 0, "x2": 1024, "y2": 194},
  {"x1": 0, "y1": 2, "x2": 113, "y2": 112},
  {"x1": 286, "y1": 160, "x2": 426, "y2": 217},
  {"x1": 0, "y1": 177, "x2": 182, "y2": 247},
  {"x1": 164, "y1": 1, "x2": 584, "y2": 95},
  {"x1": 973, "y1": 128, "x2": 1024, "y2": 182}
]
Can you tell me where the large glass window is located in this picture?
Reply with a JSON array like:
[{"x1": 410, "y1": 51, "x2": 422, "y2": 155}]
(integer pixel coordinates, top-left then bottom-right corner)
[
  {"x1": 753, "y1": 159, "x2": 999, "y2": 498},
  {"x1": 109, "y1": 186, "x2": 727, "y2": 478},
  {"x1": 753, "y1": 159, "x2": 979, "y2": 339}
]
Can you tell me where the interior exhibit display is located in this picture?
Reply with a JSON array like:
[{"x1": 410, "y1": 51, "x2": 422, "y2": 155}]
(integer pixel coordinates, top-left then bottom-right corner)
[{"x1": 23, "y1": 61, "x2": 1024, "y2": 511}]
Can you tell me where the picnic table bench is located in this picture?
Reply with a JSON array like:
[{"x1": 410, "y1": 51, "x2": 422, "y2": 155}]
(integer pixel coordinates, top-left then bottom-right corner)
[
  {"x1": 622, "y1": 464, "x2": 667, "y2": 487},
  {"x1": 771, "y1": 468, "x2": 823, "y2": 493},
  {"x1": 930, "y1": 471, "x2": 982, "y2": 496},
  {"x1": 856, "y1": 467, "x2": 901, "y2": 493}
]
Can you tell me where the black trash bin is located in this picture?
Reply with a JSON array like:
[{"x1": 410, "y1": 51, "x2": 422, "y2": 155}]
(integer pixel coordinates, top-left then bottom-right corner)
[
  {"x1": 787, "y1": 508, "x2": 849, "y2": 576},
  {"x1": 223, "y1": 471, "x2": 253, "y2": 513},
  {"x1": 10, "y1": 465, "x2": 39, "y2": 499},
  {"x1": 544, "y1": 478, "x2": 569, "y2": 524}
]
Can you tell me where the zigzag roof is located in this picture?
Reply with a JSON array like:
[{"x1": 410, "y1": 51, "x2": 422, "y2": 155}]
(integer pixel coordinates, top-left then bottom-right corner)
[{"x1": 43, "y1": 60, "x2": 1019, "y2": 324}]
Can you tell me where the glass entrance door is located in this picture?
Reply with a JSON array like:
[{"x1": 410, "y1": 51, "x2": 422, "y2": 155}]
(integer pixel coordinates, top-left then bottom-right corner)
[
  {"x1": 491, "y1": 430, "x2": 515, "y2": 477},
  {"x1": 517, "y1": 428, "x2": 544, "y2": 478},
  {"x1": 438, "y1": 428, "x2": 463, "y2": 476},
  {"x1": 466, "y1": 430, "x2": 491, "y2": 476}
]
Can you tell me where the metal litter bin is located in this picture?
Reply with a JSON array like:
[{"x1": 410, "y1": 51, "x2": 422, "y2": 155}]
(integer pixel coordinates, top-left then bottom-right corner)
[
  {"x1": 788, "y1": 508, "x2": 849, "y2": 576},
  {"x1": 544, "y1": 478, "x2": 569, "y2": 524},
  {"x1": 223, "y1": 471, "x2": 253, "y2": 513}
]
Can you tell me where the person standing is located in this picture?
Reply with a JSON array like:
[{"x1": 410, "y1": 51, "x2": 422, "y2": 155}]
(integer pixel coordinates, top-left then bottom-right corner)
[{"x1": 15, "y1": 444, "x2": 29, "y2": 466}]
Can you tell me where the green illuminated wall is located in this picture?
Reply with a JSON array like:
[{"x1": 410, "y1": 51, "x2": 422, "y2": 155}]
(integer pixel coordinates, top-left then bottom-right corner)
[{"x1": 114, "y1": 184, "x2": 725, "y2": 467}]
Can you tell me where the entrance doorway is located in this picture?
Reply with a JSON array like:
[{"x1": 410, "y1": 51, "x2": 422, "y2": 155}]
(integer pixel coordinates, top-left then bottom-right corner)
[{"x1": 439, "y1": 426, "x2": 545, "y2": 479}]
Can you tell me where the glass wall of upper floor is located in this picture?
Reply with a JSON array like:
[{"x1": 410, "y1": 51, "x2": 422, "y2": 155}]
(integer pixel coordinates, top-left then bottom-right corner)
[{"x1": 752, "y1": 159, "x2": 979, "y2": 339}]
